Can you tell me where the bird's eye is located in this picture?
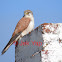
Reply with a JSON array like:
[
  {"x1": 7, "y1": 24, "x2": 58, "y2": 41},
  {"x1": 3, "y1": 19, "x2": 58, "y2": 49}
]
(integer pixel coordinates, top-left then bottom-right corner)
[{"x1": 25, "y1": 12, "x2": 29, "y2": 15}]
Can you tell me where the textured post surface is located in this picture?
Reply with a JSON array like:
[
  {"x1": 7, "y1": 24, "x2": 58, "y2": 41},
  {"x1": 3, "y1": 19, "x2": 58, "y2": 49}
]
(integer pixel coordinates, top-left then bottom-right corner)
[
  {"x1": 41, "y1": 23, "x2": 62, "y2": 62},
  {"x1": 15, "y1": 23, "x2": 62, "y2": 62},
  {"x1": 15, "y1": 25, "x2": 43, "y2": 62}
]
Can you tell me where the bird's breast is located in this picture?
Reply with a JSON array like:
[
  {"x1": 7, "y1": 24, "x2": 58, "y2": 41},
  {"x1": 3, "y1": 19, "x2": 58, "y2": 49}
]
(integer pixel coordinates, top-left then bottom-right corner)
[{"x1": 21, "y1": 19, "x2": 34, "y2": 36}]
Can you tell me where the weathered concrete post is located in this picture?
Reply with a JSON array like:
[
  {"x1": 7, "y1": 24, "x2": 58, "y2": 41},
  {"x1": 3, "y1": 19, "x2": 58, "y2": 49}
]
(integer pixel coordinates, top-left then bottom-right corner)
[{"x1": 15, "y1": 23, "x2": 62, "y2": 62}]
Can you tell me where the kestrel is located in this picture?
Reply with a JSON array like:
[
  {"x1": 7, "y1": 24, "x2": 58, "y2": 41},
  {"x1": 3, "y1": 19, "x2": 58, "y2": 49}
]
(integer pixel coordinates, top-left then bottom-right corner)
[{"x1": 2, "y1": 10, "x2": 34, "y2": 54}]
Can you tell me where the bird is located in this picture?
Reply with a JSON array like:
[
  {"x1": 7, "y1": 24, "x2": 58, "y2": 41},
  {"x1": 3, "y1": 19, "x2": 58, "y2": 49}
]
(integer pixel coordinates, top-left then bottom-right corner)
[{"x1": 1, "y1": 10, "x2": 34, "y2": 55}]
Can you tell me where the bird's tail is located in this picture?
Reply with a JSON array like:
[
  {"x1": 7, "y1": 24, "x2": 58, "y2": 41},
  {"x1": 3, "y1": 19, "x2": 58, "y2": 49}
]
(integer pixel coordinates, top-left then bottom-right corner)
[
  {"x1": 2, "y1": 37, "x2": 15, "y2": 54},
  {"x1": 1, "y1": 33, "x2": 22, "y2": 55},
  {"x1": 1, "y1": 37, "x2": 15, "y2": 55}
]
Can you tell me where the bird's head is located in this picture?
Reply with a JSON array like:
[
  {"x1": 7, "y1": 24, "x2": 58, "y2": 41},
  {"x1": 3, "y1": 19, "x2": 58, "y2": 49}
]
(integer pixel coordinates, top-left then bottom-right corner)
[{"x1": 23, "y1": 10, "x2": 33, "y2": 18}]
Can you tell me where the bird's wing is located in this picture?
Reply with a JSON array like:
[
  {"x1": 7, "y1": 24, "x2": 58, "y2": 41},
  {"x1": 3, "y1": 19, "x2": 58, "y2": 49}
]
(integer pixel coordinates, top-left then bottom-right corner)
[
  {"x1": 12, "y1": 17, "x2": 31, "y2": 37},
  {"x1": 2, "y1": 17, "x2": 31, "y2": 54}
]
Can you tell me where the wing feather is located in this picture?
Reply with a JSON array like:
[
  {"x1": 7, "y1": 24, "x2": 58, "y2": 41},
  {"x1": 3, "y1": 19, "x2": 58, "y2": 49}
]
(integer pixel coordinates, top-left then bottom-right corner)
[{"x1": 12, "y1": 17, "x2": 31, "y2": 37}]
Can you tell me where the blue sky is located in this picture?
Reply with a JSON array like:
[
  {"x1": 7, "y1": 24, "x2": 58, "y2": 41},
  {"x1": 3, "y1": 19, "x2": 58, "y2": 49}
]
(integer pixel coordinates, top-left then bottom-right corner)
[{"x1": 0, "y1": 0, "x2": 62, "y2": 62}]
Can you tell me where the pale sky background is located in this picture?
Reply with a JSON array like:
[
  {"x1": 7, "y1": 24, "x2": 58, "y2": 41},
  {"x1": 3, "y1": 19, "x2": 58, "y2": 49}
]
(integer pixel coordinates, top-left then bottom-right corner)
[{"x1": 0, "y1": 0, "x2": 62, "y2": 62}]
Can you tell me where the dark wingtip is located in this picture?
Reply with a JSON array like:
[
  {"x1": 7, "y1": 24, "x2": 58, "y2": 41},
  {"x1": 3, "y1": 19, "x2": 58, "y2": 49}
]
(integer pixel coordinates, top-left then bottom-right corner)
[
  {"x1": 1, "y1": 51, "x2": 4, "y2": 55},
  {"x1": 1, "y1": 48, "x2": 6, "y2": 55},
  {"x1": 0, "y1": 52, "x2": 3, "y2": 56}
]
